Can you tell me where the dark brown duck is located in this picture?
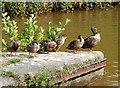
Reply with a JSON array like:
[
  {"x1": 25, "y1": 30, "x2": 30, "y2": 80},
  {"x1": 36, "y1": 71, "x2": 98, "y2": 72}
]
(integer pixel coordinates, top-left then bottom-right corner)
[
  {"x1": 81, "y1": 26, "x2": 101, "y2": 52},
  {"x1": 7, "y1": 40, "x2": 21, "y2": 55},
  {"x1": 67, "y1": 35, "x2": 84, "y2": 54}
]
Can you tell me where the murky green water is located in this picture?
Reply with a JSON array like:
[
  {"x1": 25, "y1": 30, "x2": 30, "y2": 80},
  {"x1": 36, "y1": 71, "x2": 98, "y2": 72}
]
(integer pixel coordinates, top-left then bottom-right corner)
[{"x1": 2, "y1": 7, "x2": 118, "y2": 86}]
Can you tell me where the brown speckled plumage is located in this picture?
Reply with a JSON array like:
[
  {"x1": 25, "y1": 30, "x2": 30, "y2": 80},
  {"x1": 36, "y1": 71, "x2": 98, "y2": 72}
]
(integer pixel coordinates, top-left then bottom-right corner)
[
  {"x1": 40, "y1": 39, "x2": 51, "y2": 51},
  {"x1": 27, "y1": 39, "x2": 40, "y2": 57},
  {"x1": 55, "y1": 34, "x2": 67, "y2": 52},
  {"x1": 46, "y1": 41, "x2": 57, "y2": 54},
  {"x1": 7, "y1": 40, "x2": 21, "y2": 55},
  {"x1": 67, "y1": 35, "x2": 84, "y2": 53}
]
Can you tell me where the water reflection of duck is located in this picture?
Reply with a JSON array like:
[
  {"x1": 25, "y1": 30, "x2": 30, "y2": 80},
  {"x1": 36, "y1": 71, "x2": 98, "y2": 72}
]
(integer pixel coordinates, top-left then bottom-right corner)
[
  {"x1": 67, "y1": 35, "x2": 84, "y2": 54},
  {"x1": 27, "y1": 39, "x2": 40, "y2": 57},
  {"x1": 7, "y1": 40, "x2": 21, "y2": 56},
  {"x1": 55, "y1": 34, "x2": 67, "y2": 52},
  {"x1": 81, "y1": 26, "x2": 101, "y2": 52}
]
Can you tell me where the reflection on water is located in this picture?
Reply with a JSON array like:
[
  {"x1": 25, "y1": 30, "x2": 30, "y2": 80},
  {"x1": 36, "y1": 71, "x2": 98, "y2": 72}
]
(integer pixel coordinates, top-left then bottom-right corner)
[{"x1": 2, "y1": 7, "x2": 118, "y2": 86}]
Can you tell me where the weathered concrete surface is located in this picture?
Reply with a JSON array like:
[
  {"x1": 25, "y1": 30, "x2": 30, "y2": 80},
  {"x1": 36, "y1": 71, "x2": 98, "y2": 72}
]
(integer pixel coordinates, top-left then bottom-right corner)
[
  {"x1": 0, "y1": 77, "x2": 18, "y2": 87},
  {"x1": 0, "y1": 51, "x2": 104, "y2": 76},
  {"x1": 0, "y1": 51, "x2": 105, "y2": 86}
]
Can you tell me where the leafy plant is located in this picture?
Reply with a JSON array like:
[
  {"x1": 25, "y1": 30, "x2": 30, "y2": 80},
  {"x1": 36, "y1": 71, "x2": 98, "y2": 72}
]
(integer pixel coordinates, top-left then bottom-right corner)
[
  {"x1": 18, "y1": 14, "x2": 45, "y2": 51},
  {"x1": 37, "y1": 27, "x2": 45, "y2": 43},
  {"x1": 2, "y1": 12, "x2": 19, "y2": 48},
  {"x1": 2, "y1": 12, "x2": 69, "y2": 52},
  {"x1": 46, "y1": 18, "x2": 70, "y2": 40},
  {"x1": 2, "y1": 2, "x2": 117, "y2": 16}
]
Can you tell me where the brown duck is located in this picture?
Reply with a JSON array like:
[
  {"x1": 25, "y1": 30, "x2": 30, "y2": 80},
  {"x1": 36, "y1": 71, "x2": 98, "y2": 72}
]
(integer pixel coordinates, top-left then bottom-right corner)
[
  {"x1": 40, "y1": 39, "x2": 51, "y2": 51},
  {"x1": 81, "y1": 26, "x2": 101, "y2": 52},
  {"x1": 67, "y1": 35, "x2": 84, "y2": 54},
  {"x1": 26, "y1": 39, "x2": 40, "y2": 57},
  {"x1": 7, "y1": 40, "x2": 21, "y2": 56},
  {"x1": 55, "y1": 34, "x2": 67, "y2": 52},
  {"x1": 46, "y1": 41, "x2": 57, "y2": 54}
]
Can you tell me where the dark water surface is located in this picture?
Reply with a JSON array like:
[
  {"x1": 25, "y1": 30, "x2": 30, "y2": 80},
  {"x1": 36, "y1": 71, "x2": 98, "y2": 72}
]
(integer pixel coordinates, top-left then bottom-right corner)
[{"x1": 2, "y1": 7, "x2": 118, "y2": 86}]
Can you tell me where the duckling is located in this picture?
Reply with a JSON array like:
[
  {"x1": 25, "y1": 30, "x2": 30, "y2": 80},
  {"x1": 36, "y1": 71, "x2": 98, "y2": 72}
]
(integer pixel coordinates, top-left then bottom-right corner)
[
  {"x1": 7, "y1": 40, "x2": 21, "y2": 56},
  {"x1": 81, "y1": 26, "x2": 101, "y2": 52},
  {"x1": 26, "y1": 39, "x2": 40, "y2": 57},
  {"x1": 46, "y1": 41, "x2": 57, "y2": 54},
  {"x1": 67, "y1": 35, "x2": 84, "y2": 54},
  {"x1": 40, "y1": 39, "x2": 51, "y2": 51},
  {"x1": 55, "y1": 34, "x2": 67, "y2": 52}
]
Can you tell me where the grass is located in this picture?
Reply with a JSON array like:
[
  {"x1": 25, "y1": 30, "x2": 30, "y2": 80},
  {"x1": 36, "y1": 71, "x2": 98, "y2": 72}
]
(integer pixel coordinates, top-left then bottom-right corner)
[
  {"x1": 9, "y1": 59, "x2": 21, "y2": 64},
  {"x1": 2, "y1": 59, "x2": 21, "y2": 67},
  {"x1": 0, "y1": 71, "x2": 15, "y2": 77},
  {"x1": 24, "y1": 55, "x2": 34, "y2": 58}
]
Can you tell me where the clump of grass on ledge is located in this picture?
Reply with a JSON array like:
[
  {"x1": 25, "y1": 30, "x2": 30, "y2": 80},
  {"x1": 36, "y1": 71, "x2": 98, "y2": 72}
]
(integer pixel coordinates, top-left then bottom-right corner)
[
  {"x1": 2, "y1": 59, "x2": 21, "y2": 67},
  {"x1": 0, "y1": 71, "x2": 15, "y2": 77},
  {"x1": 9, "y1": 59, "x2": 21, "y2": 64},
  {"x1": 24, "y1": 55, "x2": 34, "y2": 58}
]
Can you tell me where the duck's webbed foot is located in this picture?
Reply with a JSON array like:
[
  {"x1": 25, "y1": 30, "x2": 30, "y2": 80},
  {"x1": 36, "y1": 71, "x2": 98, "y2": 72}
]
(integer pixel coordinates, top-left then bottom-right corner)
[
  {"x1": 56, "y1": 49, "x2": 59, "y2": 52},
  {"x1": 34, "y1": 53, "x2": 38, "y2": 57},
  {"x1": 47, "y1": 51, "x2": 49, "y2": 54},
  {"x1": 90, "y1": 49, "x2": 93, "y2": 52},
  {"x1": 74, "y1": 50, "x2": 78, "y2": 54},
  {"x1": 15, "y1": 51, "x2": 17, "y2": 56}
]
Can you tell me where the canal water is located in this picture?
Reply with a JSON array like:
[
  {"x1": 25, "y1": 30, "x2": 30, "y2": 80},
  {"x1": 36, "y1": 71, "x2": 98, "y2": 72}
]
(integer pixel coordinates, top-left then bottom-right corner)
[{"x1": 2, "y1": 7, "x2": 118, "y2": 86}]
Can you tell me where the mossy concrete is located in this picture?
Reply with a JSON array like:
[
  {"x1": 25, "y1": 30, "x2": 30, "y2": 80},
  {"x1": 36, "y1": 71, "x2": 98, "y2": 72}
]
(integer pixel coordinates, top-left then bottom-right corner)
[
  {"x1": 0, "y1": 51, "x2": 105, "y2": 86},
  {"x1": 0, "y1": 51, "x2": 104, "y2": 75}
]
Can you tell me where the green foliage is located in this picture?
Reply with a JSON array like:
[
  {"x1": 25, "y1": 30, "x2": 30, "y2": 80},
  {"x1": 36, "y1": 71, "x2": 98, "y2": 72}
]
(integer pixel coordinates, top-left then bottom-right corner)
[
  {"x1": 2, "y1": 12, "x2": 19, "y2": 51},
  {"x1": 2, "y1": 13, "x2": 45, "y2": 52},
  {"x1": 24, "y1": 69, "x2": 55, "y2": 86},
  {"x1": 2, "y1": 13, "x2": 69, "y2": 52},
  {"x1": 2, "y1": 12, "x2": 19, "y2": 47},
  {"x1": 2, "y1": 2, "x2": 117, "y2": 16},
  {"x1": 1, "y1": 58, "x2": 21, "y2": 67},
  {"x1": 46, "y1": 19, "x2": 70, "y2": 40},
  {"x1": 37, "y1": 27, "x2": 45, "y2": 43},
  {"x1": 9, "y1": 59, "x2": 21, "y2": 64},
  {"x1": 24, "y1": 55, "x2": 34, "y2": 58},
  {"x1": 2, "y1": 39, "x2": 7, "y2": 47},
  {"x1": 18, "y1": 14, "x2": 43, "y2": 51},
  {"x1": 0, "y1": 71, "x2": 15, "y2": 77}
]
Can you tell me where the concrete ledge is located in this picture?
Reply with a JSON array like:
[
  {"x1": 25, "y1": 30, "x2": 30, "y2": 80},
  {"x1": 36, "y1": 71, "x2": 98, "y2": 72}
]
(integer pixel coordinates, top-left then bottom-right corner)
[
  {"x1": 0, "y1": 51, "x2": 104, "y2": 75},
  {"x1": 0, "y1": 51, "x2": 106, "y2": 86}
]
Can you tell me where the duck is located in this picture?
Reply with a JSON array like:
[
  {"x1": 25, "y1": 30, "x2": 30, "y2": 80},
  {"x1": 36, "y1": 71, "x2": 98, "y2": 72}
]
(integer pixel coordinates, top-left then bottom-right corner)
[
  {"x1": 46, "y1": 41, "x2": 57, "y2": 54},
  {"x1": 40, "y1": 39, "x2": 51, "y2": 51},
  {"x1": 7, "y1": 40, "x2": 21, "y2": 56},
  {"x1": 81, "y1": 26, "x2": 101, "y2": 52},
  {"x1": 67, "y1": 35, "x2": 84, "y2": 54},
  {"x1": 55, "y1": 34, "x2": 67, "y2": 52},
  {"x1": 26, "y1": 39, "x2": 40, "y2": 57}
]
